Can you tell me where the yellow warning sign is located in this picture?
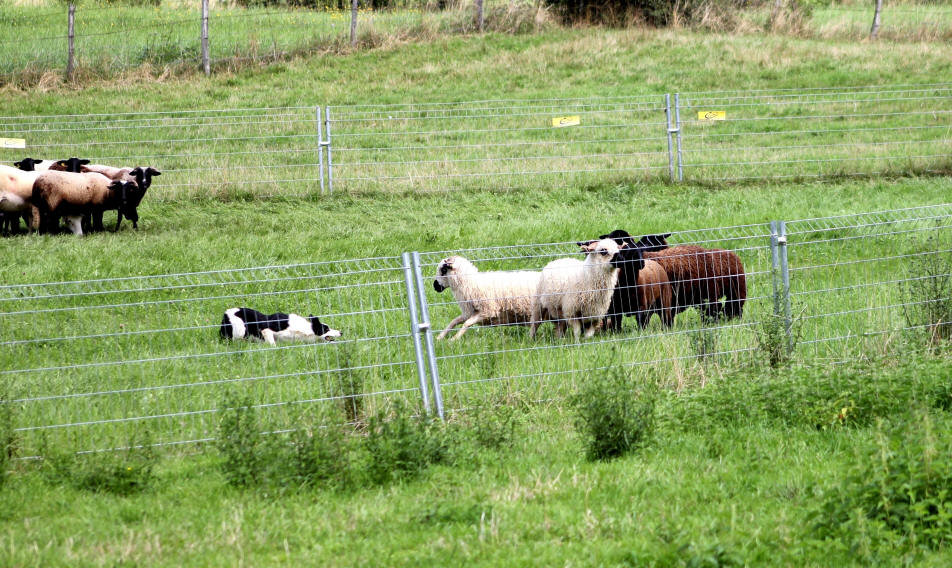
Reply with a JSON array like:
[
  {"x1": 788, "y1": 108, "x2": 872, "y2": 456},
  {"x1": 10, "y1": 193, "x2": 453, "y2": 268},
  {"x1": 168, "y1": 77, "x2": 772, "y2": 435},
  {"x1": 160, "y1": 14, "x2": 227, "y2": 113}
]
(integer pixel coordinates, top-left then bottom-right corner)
[
  {"x1": 552, "y1": 116, "x2": 581, "y2": 128},
  {"x1": 698, "y1": 111, "x2": 726, "y2": 121},
  {"x1": 0, "y1": 138, "x2": 26, "y2": 149}
]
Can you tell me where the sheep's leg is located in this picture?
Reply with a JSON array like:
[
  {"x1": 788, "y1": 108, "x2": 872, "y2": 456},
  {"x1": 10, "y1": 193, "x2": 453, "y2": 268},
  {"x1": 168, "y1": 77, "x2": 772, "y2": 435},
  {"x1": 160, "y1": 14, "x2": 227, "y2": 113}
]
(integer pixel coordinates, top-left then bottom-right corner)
[
  {"x1": 583, "y1": 319, "x2": 601, "y2": 338},
  {"x1": 65, "y1": 215, "x2": 83, "y2": 236},
  {"x1": 437, "y1": 314, "x2": 469, "y2": 340},
  {"x1": 450, "y1": 314, "x2": 484, "y2": 341}
]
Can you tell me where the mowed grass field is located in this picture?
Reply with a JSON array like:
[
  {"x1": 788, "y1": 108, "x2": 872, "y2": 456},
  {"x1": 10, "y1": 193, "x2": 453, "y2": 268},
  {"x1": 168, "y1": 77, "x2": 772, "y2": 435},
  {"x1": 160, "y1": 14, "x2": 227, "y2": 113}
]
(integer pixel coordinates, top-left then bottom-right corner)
[{"x1": 1, "y1": 17, "x2": 952, "y2": 567}]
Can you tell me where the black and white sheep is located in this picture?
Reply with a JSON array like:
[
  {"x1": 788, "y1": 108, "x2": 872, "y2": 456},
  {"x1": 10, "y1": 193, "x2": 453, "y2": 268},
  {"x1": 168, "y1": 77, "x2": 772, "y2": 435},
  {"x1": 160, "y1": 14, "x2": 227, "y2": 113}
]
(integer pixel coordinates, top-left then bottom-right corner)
[
  {"x1": 432, "y1": 255, "x2": 541, "y2": 340},
  {"x1": 76, "y1": 164, "x2": 160, "y2": 232},
  {"x1": 529, "y1": 238, "x2": 622, "y2": 340},
  {"x1": 602, "y1": 229, "x2": 747, "y2": 321},
  {"x1": 31, "y1": 171, "x2": 146, "y2": 236}
]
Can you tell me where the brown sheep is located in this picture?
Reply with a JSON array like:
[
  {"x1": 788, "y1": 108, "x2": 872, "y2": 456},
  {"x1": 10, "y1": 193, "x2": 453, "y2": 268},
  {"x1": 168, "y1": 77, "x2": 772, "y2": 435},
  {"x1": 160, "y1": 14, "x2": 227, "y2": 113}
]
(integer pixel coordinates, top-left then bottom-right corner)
[
  {"x1": 32, "y1": 171, "x2": 144, "y2": 236},
  {"x1": 603, "y1": 243, "x2": 674, "y2": 331},
  {"x1": 602, "y1": 230, "x2": 747, "y2": 321}
]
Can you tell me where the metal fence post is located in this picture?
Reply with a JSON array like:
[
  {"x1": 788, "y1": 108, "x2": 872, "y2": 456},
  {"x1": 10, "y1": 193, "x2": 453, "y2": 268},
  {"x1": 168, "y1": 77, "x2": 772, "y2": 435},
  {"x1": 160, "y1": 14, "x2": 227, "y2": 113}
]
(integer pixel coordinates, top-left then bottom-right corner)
[
  {"x1": 350, "y1": 0, "x2": 358, "y2": 46},
  {"x1": 665, "y1": 94, "x2": 675, "y2": 182},
  {"x1": 201, "y1": 0, "x2": 210, "y2": 75},
  {"x1": 66, "y1": 3, "x2": 75, "y2": 80},
  {"x1": 412, "y1": 252, "x2": 444, "y2": 420},
  {"x1": 324, "y1": 107, "x2": 334, "y2": 193},
  {"x1": 402, "y1": 252, "x2": 432, "y2": 414},
  {"x1": 674, "y1": 92, "x2": 684, "y2": 182},
  {"x1": 316, "y1": 106, "x2": 325, "y2": 194},
  {"x1": 769, "y1": 221, "x2": 793, "y2": 353}
]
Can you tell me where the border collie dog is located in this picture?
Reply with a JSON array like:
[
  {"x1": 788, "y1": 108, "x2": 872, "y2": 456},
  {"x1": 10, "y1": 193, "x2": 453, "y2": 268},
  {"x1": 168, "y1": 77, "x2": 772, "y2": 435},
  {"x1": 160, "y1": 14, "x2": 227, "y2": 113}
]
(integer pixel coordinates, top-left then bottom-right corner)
[{"x1": 220, "y1": 307, "x2": 341, "y2": 345}]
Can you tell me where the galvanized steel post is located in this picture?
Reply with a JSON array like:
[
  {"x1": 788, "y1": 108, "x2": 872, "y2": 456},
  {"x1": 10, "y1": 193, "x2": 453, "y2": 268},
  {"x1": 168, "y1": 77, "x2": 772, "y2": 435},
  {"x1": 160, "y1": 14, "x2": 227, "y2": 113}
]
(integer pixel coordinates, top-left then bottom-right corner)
[
  {"x1": 324, "y1": 107, "x2": 334, "y2": 193},
  {"x1": 316, "y1": 106, "x2": 325, "y2": 194},
  {"x1": 769, "y1": 221, "x2": 794, "y2": 354},
  {"x1": 674, "y1": 93, "x2": 684, "y2": 182},
  {"x1": 402, "y1": 252, "x2": 432, "y2": 414},
  {"x1": 412, "y1": 252, "x2": 444, "y2": 420},
  {"x1": 665, "y1": 94, "x2": 675, "y2": 182}
]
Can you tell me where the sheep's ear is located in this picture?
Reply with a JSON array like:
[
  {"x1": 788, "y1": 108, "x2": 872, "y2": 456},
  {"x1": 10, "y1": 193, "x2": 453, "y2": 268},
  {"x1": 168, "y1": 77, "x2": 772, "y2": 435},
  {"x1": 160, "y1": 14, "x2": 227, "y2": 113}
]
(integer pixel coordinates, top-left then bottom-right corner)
[
  {"x1": 79, "y1": 159, "x2": 90, "y2": 165},
  {"x1": 576, "y1": 240, "x2": 596, "y2": 250},
  {"x1": 147, "y1": 167, "x2": 161, "y2": 176}
]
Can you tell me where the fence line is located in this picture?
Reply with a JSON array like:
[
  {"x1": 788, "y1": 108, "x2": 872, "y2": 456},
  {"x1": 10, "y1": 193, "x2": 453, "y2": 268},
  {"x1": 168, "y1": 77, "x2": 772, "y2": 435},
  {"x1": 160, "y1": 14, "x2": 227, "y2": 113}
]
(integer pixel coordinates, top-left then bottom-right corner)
[{"x1": 3, "y1": 203, "x2": 949, "y2": 456}]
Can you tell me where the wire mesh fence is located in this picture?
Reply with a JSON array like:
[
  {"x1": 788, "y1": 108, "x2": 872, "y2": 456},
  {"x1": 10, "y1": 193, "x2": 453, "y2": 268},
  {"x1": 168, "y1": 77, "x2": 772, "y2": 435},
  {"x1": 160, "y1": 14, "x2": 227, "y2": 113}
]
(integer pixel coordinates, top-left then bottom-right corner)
[
  {"x1": 0, "y1": 106, "x2": 323, "y2": 200},
  {"x1": 3, "y1": 203, "x2": 949, "y2": 456},
  {"x1": 3, "y1": 84, "x2": 946, "y2": 201},
  {"x1": 1, "y1": 255, "x2": 425, "y2": 457}
]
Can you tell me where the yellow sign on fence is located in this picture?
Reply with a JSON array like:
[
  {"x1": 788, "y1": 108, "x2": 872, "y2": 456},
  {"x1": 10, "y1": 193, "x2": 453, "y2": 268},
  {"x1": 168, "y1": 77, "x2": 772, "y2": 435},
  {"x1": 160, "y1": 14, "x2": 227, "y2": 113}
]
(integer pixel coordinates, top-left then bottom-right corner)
[
  {"x1": 552, "y1": 116, "x2": 581, "y2": 128},
  {"x1": 0, "y1": 138, "x2": 26, "y2": 149},
  {"x1": 698, "y1": 111, "x2": 726, "y2": 121}
]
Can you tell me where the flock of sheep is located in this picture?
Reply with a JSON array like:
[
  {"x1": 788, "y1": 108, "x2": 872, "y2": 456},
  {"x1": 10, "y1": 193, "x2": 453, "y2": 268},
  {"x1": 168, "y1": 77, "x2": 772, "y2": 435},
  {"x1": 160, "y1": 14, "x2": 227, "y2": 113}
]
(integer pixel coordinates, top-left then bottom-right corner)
[
  {"x1": 0, "y1": 157, "x2": 161, "y2": 236},
  {"x1": 433, "y1": 230, "x2": 747, "y2": 339},
  {"x1": 2, "y1": 156, "x2": 747, "y2": 342}
]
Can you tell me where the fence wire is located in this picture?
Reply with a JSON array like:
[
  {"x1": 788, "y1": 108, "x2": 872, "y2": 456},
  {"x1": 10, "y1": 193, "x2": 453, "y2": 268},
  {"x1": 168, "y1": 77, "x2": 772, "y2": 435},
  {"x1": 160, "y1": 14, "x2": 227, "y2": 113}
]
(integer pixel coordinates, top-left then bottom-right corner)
[
  {"x1": 1, "y1": 255, "x2": 423, "y2": 457},
  {"x1": 1, "y1": 84, "x2": 949, "y2": 198},
  {"x1": 4, "y1": 204, "x2": 948, "y2": 455}
]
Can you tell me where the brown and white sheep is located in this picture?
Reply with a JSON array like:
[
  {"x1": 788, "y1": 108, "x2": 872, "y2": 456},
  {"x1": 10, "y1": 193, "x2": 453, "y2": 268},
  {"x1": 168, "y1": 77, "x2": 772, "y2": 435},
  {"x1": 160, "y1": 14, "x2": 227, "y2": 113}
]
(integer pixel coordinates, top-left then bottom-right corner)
[{"x1": 32, "y1": 171, "x2": 145, "y2": 236}]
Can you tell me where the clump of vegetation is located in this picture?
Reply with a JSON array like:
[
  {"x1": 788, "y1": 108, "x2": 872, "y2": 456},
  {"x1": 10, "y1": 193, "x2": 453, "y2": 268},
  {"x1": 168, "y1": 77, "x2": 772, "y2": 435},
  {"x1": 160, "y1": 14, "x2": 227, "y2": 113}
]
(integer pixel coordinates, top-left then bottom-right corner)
[
  {"x1": 754, "y1": 284, "x2": 802, "y2": 368},
  {"x1": 671, "y1": 359, "x2": 951, "y2": 432},
  {"x1": 572, "y1": 363, "x2": 657, "y2": 461},
  {"x1": 0, "y1": 396, "x2": 17, "y2": 488},
  {"x1": 40, "y1": 433, "x2": 158, "y2": 496},
  {"x1": 216, "y1": 394, "x2": 268, "y2": 488},
  {"x1": 690, "y1": 322, "x2": 719, "y2": 364},
  {"x1": 811, "y1": 413, "x2": 952, "y2": 550},
  {"x1": 901, "y1": 235, "x2": 952, "y2": 350},
  {"x1": 363, "y1": 401, "x2": 450, "y2": 485}
]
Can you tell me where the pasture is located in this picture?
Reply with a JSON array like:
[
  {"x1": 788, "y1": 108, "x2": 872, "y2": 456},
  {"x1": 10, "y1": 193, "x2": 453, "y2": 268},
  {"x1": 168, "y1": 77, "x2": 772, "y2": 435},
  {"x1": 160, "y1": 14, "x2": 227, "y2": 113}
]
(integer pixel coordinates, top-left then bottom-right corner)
[{"x1": 1, "y1": 6, "x2": 952, "y2": 566}]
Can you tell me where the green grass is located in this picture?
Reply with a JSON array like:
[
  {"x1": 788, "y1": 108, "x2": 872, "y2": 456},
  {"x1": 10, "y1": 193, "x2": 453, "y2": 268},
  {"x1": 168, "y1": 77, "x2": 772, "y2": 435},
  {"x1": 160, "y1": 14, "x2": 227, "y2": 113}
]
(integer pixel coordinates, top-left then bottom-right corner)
[{"x1": 1, "y1": 14, "x2": 952, "y2": 566}]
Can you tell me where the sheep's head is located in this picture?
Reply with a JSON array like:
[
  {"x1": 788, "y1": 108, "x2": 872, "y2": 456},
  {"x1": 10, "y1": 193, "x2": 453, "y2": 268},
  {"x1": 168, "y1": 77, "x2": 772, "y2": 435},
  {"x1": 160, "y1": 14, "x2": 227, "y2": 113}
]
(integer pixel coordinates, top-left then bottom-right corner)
[
  {"x1": 577, "y1": 238, "x2": 622, "y2": 267},
  {"x1": 13, "y1": 158, "x2": 42, "y2": 171},
  {"x1": 109, "y1": 180, "x2": 147, "y2": 231},
  {"x1": 611, "y1": 244, "x2": 645, "y2": 275},
  {"x1": 129, "y1": 167, "x2": 161, "y2": 192},
  {"x1": 433, "y1": 256, "x2": 477, "y2": 292},
  {"x1": 51, "y1": 157, "x2": 90, "y2": 172}
]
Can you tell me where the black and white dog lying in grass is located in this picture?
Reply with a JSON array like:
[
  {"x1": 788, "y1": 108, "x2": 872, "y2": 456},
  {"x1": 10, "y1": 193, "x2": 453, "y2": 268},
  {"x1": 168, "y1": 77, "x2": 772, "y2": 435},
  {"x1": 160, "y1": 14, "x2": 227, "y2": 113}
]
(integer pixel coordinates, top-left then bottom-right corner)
[{"x1": 220, "y1": 307, "x2": 341, "y2": 345}]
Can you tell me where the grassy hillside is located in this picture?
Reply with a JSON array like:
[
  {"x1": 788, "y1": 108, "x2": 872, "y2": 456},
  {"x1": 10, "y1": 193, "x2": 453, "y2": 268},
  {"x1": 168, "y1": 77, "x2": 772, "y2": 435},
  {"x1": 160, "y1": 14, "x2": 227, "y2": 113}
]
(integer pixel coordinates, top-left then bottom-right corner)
[{"x1": 1, "y1": 18, "x2": 951, "y2": 567}]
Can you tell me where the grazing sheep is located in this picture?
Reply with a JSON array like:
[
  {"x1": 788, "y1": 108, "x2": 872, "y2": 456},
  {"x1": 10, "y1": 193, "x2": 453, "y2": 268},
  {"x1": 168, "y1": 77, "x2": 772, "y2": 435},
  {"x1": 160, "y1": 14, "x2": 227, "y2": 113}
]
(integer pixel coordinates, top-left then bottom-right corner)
[
  {"x1": 2, "y1": 158, "x2": 91, "y2": 234},
  {"x1": 602, "y1": 229, "x2": 747, "y2": 321},
  {"x1": 0, "y1": 165, "x2": 42, "y2": 234},
  {"x1": 32, "y1": 171, "x2": 145, "y2": 236},
  {"x1": 603, "y1": 244, "x2": 674, "y2": 331},
  {"x1": 529, "y1": 238, "x2": 622, "y2": 340},
  {"x1": 432, "y1": 255, "x2": 541, "y2": 340}
]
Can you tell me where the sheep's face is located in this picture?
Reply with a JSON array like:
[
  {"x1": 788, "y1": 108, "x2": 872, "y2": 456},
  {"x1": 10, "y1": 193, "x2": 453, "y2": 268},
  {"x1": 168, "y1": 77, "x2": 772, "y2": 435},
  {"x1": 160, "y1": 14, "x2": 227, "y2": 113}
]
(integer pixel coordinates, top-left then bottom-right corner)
[
  {"x1": 433, "y1": 257, "x2": 455, "y2": 293},
  {"x1": 130, "y1": 167, "x2": 161, "y2": 192},
  {"x1": 578, "y1": 239, "x2": 621, "y2": 268},
  {"x1": 611, "y1": 245, "x2": 645, "y2": 274}
]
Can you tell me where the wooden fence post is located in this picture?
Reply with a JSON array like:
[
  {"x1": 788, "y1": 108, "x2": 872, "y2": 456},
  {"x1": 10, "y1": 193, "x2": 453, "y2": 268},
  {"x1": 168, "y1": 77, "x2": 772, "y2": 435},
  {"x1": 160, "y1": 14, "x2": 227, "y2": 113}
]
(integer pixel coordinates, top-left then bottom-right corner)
[
  {"x1": 66, "y1": 3, "x2": 76, "y2": 80},
  {"x1": 202, "y1": 0, "x2": 210, "y2": 75},
  {"x1": 870, "y1": 0, "x2": 883, "y2": 39}
]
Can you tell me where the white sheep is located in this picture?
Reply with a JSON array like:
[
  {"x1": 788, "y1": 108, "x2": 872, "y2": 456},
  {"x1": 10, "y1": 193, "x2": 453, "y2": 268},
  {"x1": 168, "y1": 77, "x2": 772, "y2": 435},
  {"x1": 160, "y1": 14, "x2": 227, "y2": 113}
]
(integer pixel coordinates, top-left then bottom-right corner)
[
  {"x1": 432, "y1": 255, "x2": 542, "y2": 340},
  {"x1": 529, "y1": 238, "x2": 622, "y2": 340},
  {"x1": 31, "y1": 171, "x2": 143, "y2": 236},
  {"x1": 0, "y1": 165, "x2": 42, "y2": 233}
]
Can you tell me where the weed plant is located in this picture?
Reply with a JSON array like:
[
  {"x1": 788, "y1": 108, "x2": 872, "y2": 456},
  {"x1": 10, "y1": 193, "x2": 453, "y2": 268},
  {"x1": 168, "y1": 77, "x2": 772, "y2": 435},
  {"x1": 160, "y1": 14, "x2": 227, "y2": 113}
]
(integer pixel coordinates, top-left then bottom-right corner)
[
  {"x1": 363, "y1": 401, "x2": 449, "y2": 485},
  {"x1": 571, "y1": 359, "x2": 657, "y2": 461},
  {"x1": 901, "y1": 235, "x2": 952, "y2": 350},
  {"x1": 0, "y1": 396, "x2": 16, "y2": 488},
  {"x1": 39, "y1": 433, "x2": 157, "y2": 496},
  {"x1": 811, "y1": 412, "x2": 952, "y2": 551}
]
